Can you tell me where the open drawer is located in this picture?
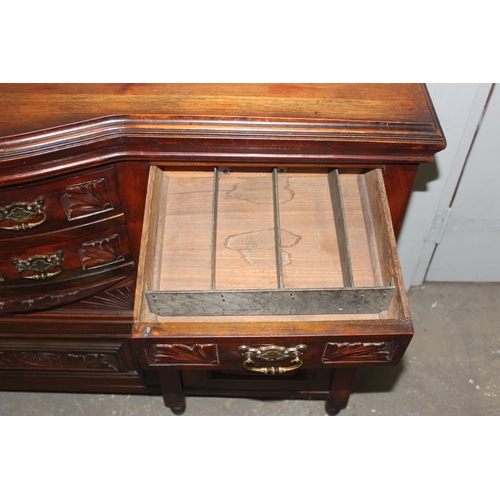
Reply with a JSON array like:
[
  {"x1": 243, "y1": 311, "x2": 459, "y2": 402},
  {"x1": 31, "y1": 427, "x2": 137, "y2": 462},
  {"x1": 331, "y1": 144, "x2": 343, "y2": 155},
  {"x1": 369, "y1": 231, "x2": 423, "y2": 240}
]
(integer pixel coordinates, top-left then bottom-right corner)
[{"x1": 132, "y1": 166, "x2": 413, "y2": 375}]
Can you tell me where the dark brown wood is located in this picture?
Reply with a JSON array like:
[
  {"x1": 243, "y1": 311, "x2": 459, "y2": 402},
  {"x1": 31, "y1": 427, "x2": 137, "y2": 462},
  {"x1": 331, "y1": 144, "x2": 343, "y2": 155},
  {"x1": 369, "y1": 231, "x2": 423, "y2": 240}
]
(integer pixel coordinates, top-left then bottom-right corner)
[
  {"x1": 182, "y1": 368, "x2": 334, "y2": 399},
  {"x1": 134, "y1": 323, "x2": 414, "y2": 370},
  {"x1": 157, "y1": 368, "x2": 186, "y2": 414},
  {"x1": 114, "y1": 161, "x2": 149, "y2": 264},
  {"x1": 383, "y1": 165, "x2": 419, "y2": 239},
  {"x1": 0, "y1": 84, "x2": 445, "y2": 414},
  {"x1": 325, "y1": 368, "x2": 358, "y2": 415}
]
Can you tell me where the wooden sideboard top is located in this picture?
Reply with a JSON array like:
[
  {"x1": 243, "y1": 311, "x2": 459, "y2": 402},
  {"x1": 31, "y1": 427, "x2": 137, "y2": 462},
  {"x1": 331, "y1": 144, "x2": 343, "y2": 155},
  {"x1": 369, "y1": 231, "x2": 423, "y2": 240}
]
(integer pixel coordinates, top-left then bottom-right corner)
[
  {"x1": 0, "y1": 84, "x2": 446, "y2": 187},
  {"x1": 0, "y1": 83, "x2": 442, "y2": 137}
]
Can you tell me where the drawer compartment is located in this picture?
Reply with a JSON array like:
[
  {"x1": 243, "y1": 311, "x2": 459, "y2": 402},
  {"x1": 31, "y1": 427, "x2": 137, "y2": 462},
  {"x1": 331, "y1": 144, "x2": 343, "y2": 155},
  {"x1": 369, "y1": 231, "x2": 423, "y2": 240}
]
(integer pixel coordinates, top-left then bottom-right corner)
[{"x1": 133, "y1": 166, "x2": 413, "y2": 370}]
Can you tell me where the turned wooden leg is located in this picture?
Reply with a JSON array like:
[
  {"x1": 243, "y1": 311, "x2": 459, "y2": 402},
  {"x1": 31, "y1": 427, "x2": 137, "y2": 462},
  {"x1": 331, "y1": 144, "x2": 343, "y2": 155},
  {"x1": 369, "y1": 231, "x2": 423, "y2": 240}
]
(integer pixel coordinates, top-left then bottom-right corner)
[
  {"x1": 157, "y1": 368, "x2": 186, "y2": 415},
  {"x1": 325, "y1": 368, "x2": 357, "y2": 416}
]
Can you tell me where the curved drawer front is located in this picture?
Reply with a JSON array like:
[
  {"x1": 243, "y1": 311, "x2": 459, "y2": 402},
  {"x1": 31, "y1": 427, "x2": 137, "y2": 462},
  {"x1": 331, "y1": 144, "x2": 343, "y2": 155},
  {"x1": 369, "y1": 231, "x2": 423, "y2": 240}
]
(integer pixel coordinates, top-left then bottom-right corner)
[
  {"x1": 0, "y1": 225, "x2": 131, "y2": 282},
  {"x1": 0, "y1": 166, "x2": 122, "y2": 240},
  {"x1": 0, "y1": 225, "x2": 135, "y2": 313}
]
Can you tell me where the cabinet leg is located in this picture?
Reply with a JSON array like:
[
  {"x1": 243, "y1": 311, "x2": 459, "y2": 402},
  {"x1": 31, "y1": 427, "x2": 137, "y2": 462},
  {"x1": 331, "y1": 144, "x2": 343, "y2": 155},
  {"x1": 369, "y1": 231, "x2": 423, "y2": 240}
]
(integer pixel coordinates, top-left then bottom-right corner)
[
  {"x1": 170, "y1": 406, "x2": 187, "y2": 416},
  {"x1": 157, "y1": 368, "x2": 186, "y2": 415},
  {"x1": 325, "y1": 368, "x2": 357, "y2": 416}
]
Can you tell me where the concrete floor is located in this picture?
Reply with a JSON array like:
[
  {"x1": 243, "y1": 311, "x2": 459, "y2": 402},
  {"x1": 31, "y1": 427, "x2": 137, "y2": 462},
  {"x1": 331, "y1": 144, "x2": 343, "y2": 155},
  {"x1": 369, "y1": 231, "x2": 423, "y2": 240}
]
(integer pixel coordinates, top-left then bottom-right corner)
[{"x1": 1, "y1": 282, "x2": 499, "y2": 416}]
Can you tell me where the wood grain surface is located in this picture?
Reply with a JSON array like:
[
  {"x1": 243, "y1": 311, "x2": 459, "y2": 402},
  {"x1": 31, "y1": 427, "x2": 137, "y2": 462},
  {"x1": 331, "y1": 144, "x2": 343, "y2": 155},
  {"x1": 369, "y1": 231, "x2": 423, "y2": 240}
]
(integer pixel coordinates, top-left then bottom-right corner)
[{"x1": 0, "y1": 83, "x2": 440, "y2": 137}]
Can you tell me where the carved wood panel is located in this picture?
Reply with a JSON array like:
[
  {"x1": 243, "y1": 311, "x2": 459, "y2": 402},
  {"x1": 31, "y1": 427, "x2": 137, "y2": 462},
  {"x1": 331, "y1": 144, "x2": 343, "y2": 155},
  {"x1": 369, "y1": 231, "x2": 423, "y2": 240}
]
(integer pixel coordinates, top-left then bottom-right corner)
[
  {"x1": 0, "y1": 348, "x2": 124, "y2": 372},
  {"x1": 322, "y1": 341, "x2": 398, "y2": 363},
  {"x1": 145, "y1": 343, "x2": 219, "y2": 367},
  {"x1": 0, "y1": 267, "x2": 133, "y2": 314},
  {"x1": 78, "y1": 233, "x2": 124, "y2": 269},
  {"x1": 61, "y1": 177, "x2": 114, "y2": 220},
  {"x1": 80, "y1": 279, "x2": 135, "y2": 310}
]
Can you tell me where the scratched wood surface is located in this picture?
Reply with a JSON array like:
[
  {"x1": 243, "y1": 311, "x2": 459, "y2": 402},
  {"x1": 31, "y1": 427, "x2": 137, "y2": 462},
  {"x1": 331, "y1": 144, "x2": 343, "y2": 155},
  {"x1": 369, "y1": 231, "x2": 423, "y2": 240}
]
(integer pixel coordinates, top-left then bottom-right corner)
[
  {"x1": 279, "y1": 173, "x2": 343, "y2": 289},
  {"x1": 217, "y1": 172, "x2": 277, "y2": 290}
]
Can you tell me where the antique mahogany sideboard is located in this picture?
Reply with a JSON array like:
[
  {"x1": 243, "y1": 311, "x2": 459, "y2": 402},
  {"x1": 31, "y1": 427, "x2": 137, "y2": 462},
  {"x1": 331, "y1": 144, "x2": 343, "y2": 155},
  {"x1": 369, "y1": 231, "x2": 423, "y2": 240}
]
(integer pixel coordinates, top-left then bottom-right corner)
[{"x1": 0, "y1": 84, "x2": 445, "y2": 415}]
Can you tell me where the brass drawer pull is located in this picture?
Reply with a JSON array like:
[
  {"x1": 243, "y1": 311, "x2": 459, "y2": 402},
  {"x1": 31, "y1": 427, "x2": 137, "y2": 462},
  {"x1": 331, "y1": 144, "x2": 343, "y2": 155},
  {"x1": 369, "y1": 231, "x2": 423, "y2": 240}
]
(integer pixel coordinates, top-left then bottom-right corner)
[
  {"x1": 12, "y1": 250, "x2": 64, "y2": 280},
  {"x1": 0, "y1": 197, "x2": 47, "y2": 231},
  {"x1": 239, "y1": 344, "x2": 307, "y2": 375}
]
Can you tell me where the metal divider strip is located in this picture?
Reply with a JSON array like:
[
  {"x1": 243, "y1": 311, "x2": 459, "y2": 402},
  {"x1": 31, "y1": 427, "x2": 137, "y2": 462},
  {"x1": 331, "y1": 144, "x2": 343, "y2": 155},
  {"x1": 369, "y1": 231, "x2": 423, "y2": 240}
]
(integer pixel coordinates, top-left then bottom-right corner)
[
  {"x1": 272, "y1": 168, "x2": 285, "y2": 289},
  {"x1": 328, "y1": 169, "x2": 355, "y2": 288},
  {"x1": 210, "y1": 167, "x2": 219, "y2": 290}
]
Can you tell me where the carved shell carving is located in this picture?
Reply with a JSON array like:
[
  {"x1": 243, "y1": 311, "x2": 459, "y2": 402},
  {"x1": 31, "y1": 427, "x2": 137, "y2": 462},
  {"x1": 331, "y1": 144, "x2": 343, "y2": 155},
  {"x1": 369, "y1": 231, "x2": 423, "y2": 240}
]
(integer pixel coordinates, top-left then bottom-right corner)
[
  {"x1": 61, "y1": 178, "x2": 113, "y2": 220},
  {"x1": 78, "y1": 234, "x2": 124, "y2": 269},
  {"x1": 81, "y1": 282, "x2": 135, "y2": 310},
  {"x1": 322, "y1": 341, "x2": 398, "y2": 363},
  {"x1": 145, "y1": 343, "x2": 219, "y2": 366}
]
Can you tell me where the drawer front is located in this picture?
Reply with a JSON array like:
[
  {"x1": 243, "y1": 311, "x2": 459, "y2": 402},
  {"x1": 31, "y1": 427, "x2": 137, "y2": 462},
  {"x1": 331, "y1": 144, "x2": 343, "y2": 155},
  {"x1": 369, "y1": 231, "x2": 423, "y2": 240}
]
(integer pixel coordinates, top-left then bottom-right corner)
[
  {"x1": 134, "y1": 330, "x2": 412, "y2": 372},
  {"x1": 0, "y1": 225, "x2": 135, "y2": 313},
  {"x1": 0, "y1": 339, "x2": 133, "y2": 373},
  {"x1": 0, "y1": 166, "x2": 123, "y2": 242},
  {"x1": 0, "y1": 225, "x2": 132, "y2": 283}
]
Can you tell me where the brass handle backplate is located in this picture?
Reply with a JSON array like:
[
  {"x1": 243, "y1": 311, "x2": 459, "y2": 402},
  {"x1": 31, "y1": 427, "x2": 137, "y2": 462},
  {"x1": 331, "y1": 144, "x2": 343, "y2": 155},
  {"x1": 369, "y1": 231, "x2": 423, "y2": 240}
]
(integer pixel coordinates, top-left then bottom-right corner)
[
  {"x1": 12, "y1": 250, "x2": 64, "y2": 280},
  {"x1": 238, "y1": 344, "x2": 307, "y2": 375},
  {"x1": 0, "y1": 197, "x2": 47, "y2": 231}
]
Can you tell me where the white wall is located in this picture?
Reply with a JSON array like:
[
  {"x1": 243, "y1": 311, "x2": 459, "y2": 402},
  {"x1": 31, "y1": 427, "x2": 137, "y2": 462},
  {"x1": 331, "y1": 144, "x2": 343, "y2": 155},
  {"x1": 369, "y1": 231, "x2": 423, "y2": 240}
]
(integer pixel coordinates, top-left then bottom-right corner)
[
  {"x1": 426, "y1": 83, "x2": 500, "y2": 281},
  {"x1": 397, "y1": 83, "x2": 492, "y2": 289}
]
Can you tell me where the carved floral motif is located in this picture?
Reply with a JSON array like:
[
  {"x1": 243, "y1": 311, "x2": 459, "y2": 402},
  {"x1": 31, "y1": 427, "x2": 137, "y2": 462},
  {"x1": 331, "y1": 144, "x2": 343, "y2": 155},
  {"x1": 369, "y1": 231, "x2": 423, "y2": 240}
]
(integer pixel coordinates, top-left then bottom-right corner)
[
  {"x1": 322, "y1": 341, "x2": 398, "y2": 363},
  {"x1": 145, "y1": 343, "x2": 219, "y2": 366},
  {"x1": 78, "y1": 234, "x2": 124, "y2": 269},
  {"x1": 61, "y1": 178, "x2": 113, "y2": 220},
  {"x1": 0, "y1": 350, "x2": 123, "y2": 372}
]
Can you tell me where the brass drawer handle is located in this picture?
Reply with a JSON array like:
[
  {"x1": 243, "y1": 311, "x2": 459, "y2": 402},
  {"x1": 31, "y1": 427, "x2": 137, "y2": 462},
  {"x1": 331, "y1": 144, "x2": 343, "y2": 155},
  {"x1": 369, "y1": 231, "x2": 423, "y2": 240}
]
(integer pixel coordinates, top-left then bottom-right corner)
[
  {"x1": 12, "y1": 250, "x2": 64, "y2": 280},
  {"x1": 0, "y1": 197, "x2": 47, "y2": 231},
  {"x1": 239, "y1": 344, "x2": 307, "y2": 375}
]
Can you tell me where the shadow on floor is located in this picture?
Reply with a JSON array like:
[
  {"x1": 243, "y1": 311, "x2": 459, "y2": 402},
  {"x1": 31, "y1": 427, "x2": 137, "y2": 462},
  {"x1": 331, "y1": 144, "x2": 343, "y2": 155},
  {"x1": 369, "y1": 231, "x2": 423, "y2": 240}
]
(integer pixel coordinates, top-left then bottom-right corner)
[{"x1": 352, "y1": 360, "x2": 406, "y2": 393}]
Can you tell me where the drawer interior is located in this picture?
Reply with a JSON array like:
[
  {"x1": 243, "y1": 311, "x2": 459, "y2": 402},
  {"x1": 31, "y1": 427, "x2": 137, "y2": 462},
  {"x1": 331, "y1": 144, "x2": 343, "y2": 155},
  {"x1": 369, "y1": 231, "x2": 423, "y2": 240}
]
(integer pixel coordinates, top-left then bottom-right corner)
[{"x1": 134, "y1": 166, "x2": 410, "y2": 330}]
